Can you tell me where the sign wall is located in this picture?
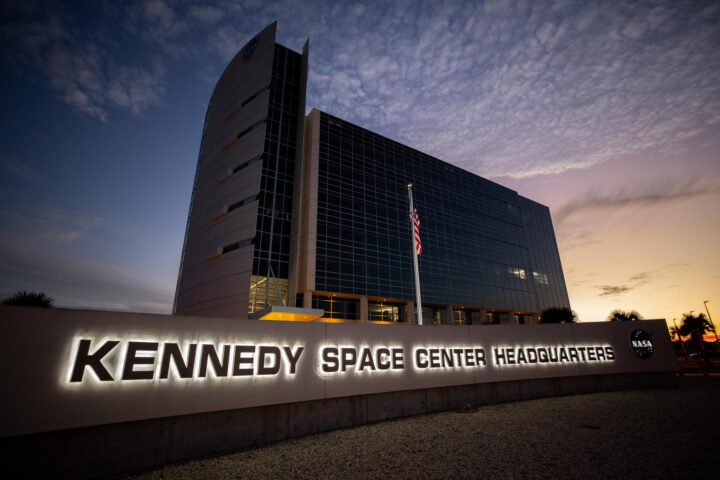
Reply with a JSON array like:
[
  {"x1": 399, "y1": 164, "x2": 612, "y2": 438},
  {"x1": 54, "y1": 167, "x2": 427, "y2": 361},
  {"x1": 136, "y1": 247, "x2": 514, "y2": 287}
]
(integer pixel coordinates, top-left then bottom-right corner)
[{"x1": 0, "y1": 307, "x2": 677, "y2": 438}]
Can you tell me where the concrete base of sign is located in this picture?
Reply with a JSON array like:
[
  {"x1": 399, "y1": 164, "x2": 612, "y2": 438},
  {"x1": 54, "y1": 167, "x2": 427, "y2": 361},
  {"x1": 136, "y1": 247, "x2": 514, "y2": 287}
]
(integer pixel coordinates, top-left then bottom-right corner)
[{"x1": 2, "y1": 371, "x2": 676, "y2": 478}]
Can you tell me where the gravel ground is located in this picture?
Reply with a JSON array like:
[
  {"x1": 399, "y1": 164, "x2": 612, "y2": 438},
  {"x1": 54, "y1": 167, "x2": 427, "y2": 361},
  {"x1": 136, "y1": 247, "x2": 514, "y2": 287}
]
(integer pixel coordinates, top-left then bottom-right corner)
[{"x1": 131, "y1": 376, "x2": 718, "y2": 479}]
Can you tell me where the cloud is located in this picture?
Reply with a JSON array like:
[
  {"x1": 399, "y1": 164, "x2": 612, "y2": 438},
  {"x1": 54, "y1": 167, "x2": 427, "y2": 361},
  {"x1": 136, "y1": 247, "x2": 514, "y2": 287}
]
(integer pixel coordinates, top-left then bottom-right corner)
[
  {"x1": 0, "y1": 206, "x2": 172, "y2": 312},
  {"x1": 0, "y1": 246, "x2": 173, "y2": 313},
  {"x1": 188, "y1": 5, "x2": 223, "y2": 24},
  {"x1": 628, "y1": 272, "x2": 652, "y2": 286},
  {"x1": 0, "y1": 207, "x2": 103, "y2": 245},
  {"x1": 298, "y1": 0, "x2": 720, "y2": 178},
  {"x1": 6, "y1": 1, "x2": 719, "y2": 156},
  {"x1": 594, "y1": 261, "x2": 692, "y2": 297},
  {"x1": 555, "y1": 177, "x2": 720, "y2": 223},
  {"x1": 106, "y1": 62, "x2": 165, "y2": 115},
  {"x1": 597, "y1": 285, "x2": 632, "y2": 297},
  {"x1": 3, "y1": 2, "x2": 165, "y2": 121},
  {"x1": 555, "y1": 225, "x2": 603, "y2": 252},
  {"x1": 123, "y1": 0, "x2": 189, "y2": 57},
  {"x1": 0, "y1": 156, "x2": 37, "y2": 181}
]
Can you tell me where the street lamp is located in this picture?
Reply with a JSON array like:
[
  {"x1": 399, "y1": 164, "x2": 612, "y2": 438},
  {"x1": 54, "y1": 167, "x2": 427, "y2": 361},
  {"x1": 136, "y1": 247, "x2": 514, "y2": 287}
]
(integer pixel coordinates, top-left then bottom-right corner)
[{"x1": 704, "y1": 301, "x2": 719, "y2": 344}]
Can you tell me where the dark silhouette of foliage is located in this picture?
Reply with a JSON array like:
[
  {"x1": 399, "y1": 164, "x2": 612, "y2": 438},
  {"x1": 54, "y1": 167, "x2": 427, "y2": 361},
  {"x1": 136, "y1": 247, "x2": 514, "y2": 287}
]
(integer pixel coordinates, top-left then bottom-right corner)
[
  {"x1": 669, "y1": 326, "x2": 681, "y2": 341},
  {"x1": 1, "y1": 291, "x2": 54, "y2": 308},
  {"x1": 679, "y1": 312, "x2": 714, "y2": 371},
  {"x1": 607, "y1": 309, "x2": 643, "y2": 322},
  {"x1": 679, "y1": 312, "x2": 711, "y2": 347},
  {"x1": 540, "y1": 307, "x2": 576, "y2": 323}
]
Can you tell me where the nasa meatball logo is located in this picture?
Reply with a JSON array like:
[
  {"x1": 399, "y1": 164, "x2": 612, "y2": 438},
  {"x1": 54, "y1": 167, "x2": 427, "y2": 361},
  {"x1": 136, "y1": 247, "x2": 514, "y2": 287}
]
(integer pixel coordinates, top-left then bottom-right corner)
[{"x1": 629, "y1": 329, "x2": 654, "y2": 359}]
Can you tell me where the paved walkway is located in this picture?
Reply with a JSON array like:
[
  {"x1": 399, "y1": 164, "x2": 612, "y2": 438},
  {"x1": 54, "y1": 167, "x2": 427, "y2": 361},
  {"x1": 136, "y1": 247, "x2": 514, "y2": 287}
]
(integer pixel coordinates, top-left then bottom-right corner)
[{"x1": 131, "y1": 376, "x2": 718, "y2": 479}]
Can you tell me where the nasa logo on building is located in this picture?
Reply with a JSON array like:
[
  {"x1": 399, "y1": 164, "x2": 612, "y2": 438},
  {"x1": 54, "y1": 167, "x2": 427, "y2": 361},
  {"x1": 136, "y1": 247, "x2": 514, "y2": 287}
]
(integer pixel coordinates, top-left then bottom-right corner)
[{"x1": 629, "y1": 329, "x2": 654, "y2": 359}]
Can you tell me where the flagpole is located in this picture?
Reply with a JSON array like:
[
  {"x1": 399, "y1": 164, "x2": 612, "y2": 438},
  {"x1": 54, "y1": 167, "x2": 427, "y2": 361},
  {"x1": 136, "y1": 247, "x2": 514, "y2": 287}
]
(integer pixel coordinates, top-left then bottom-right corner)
[{"x1": 407, "y1": 183, "x2": 423, "y2": 325}]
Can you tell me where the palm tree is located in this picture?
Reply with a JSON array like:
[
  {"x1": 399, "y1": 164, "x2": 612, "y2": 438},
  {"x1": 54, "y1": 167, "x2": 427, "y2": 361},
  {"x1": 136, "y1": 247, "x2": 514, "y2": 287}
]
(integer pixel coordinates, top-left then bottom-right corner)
[
  {"x1": 679, "y1": 312, "x2": 711, "y2": 346},
  {"x1": 679, "y1": 312, "x2": 712, "y2": 371},
  {"x1": 540, "y1": 307, "x2": 576, "y2": 323},
  {"x1": 607, "y1": 309, "x2": 643, "y2": 322},
  {"x1": 669, "y1": 326, "x2": 681, "y2": 341},
  {"x1": 669, "y1": 325, "x2": 687, "y2": 357},
  {"x1": 1, "y1": 291, "x2": 54, "y2": 308}
]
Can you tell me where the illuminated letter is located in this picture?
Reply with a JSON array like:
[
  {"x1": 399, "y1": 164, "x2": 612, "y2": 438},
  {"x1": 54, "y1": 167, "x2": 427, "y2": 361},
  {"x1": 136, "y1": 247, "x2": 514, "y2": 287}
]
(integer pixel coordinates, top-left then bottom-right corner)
[
  {"x1": 416, "y1": 349, "x2": 428, "y2": 368},
  {"x1": 283, "y1": 346, "x2": 304, "y2": 374},
  {"x1": 359, "y1": 348, "x2": 376, "y2": 371},
  {"x1": 233, "y1": 345, "x2": 254, "y2": 376},
  {"x1": 322, "y1": 347, "x2": 339, "y2": 373},
  {"x1": 160, "y1": 343, "x2": 197, "y2": 379},
  {"x1": 577, "y1": 347, "x2": 587, "y2": 362},
  {"x1": 559, "y1": 348, "x2": 569, "y2": 363},
  {"x1": 258, "y1": 346, "x2": 281, "y2": 375},
  {"x1": 199, "y1": 344, "x2": 231, "y2": 377},
  {"x1": 587, "y1": 348, "x2": 596, "y2": 361},
  {"x1": 568, "y1": 348, "x2": 579, "y2": 362},
  {"x1": 507, "y1": 349, "x2": 515, "y2": 364},
  {"x1": 441, "y1": 349, "x2": 453, "y2": 367},
  {"x1": 122, "y1": 342, "x2": 158, "y2": 380},
  {"x1": 453, "y1": 349, "x2": 464, "y2": 366},
  {"x1": 517, "y1": 349, "x2": 527, "y2": 364},
  {"x1": 70, "y1": 339, "x2": 119, "y2": 382},
  {"x1": 377, "y1": 348, "x2": 391, "y2": 370},
  {"x1": 429, "y1": 349, "x2": 440, "y2": 368},
  {"x1": 392, "y1": 348, "x2": 404, "y2": 369},
  {"x1": 596, "y1": 346, "x2": 606, "y2": 361},
  {"x1": 341, "y1": 348, "x2": 357, "y2": 372},
  {"x1": 537, "y1": 348, "x2": 549, "y2": 363},
  {"x1": 526, "y1": 348, "x2": 538, "y2": 363},
  {"x1": 465, "y1": 350, "x2": 474, "y2": 367},
  {"x1": 605, "y1": 346, "x2": 615, "y2": 360},
  {"x1": 548, "y1": 348, "x2": 559, "y2": 362},
  {"x1": 475, "y1": 348, "x2": 486, "y2": 367},
  {"x1": 493, "y1": 348, "x2": 506, "y2": 365}
]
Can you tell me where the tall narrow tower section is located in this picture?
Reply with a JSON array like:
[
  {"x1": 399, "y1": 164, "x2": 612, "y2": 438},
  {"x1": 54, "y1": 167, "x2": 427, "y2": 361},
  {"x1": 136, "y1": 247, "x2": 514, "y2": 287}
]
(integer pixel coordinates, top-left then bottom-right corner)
[{"x1": 174, "y1": 23, "x2": 309, "y2": 318}]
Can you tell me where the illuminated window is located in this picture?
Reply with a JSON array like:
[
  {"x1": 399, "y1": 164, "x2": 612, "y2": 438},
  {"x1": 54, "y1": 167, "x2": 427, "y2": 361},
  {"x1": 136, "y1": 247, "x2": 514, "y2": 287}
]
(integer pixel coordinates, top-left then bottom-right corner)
[
  {"x1": 533, "y1": 271, "x2": 549, "y2": 285},
  {"x1": 507, "y1": 266, "x2": 526, "y2": 279},
  {"x1": 453, "y1": 309, "x2": 474, "y2": 325},
  {"x1": 248, "y1": 275, "x2": 288, "y2": 313},
  {"x1": 312, "y1": 296, "x2": 359, "y2": 320},
  {"x1": 369, "y1": 301, "x2": 404, "y2": 322}
]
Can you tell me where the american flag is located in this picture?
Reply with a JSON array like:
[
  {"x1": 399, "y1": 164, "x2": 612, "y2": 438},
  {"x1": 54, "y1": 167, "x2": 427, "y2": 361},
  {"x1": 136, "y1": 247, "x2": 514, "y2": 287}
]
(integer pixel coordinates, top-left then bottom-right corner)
[{"x1": 411, "y1": 209, "x2": 422, "y2": 255}]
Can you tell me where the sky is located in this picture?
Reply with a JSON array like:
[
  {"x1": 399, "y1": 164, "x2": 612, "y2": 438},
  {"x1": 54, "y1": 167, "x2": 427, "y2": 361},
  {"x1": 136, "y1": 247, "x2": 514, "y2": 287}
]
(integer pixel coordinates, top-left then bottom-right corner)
[{"x1": 1, "y1": 0, "x2": 719, "y2": 326}]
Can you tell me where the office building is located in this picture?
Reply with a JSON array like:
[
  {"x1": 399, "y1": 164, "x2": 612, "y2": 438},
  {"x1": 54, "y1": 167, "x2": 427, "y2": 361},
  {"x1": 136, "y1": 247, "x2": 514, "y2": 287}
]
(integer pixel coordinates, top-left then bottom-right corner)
[
  {"x1": 174, "y1": 23, "x2": 307, "y2": 319},
  {"x1": 174, "y1": 23, "x2": 571, "y2": 324}
]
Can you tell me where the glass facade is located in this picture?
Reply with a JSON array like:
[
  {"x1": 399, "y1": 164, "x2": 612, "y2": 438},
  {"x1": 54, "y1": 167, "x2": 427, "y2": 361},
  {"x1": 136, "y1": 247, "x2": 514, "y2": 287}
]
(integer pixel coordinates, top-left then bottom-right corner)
[
  {"x1": 313, "y1": 111, "x2": 570, "y2": 314},
  {"x1": 177, "y1": 25, "x2": 569, "y2": 320},
  {"x1": 249, "y1": 45, "x2": 303, "y2": 312},
  {"x1": 519, "y1": 198, "x2": 571, "y2": 312},
  {"x1": 311, "y1": 296, "x2": 359, "y2": 321}
]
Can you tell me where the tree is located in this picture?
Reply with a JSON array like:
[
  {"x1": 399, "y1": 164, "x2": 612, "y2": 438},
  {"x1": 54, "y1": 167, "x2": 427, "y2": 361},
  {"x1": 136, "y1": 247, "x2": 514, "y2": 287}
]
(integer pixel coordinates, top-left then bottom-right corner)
[
  {"x1": 669, "y1": 326, "x2": 687, "y2": 358},
  {"x1": 607, "y1": 309, "x2": 643, "y2": 322},
  {"x1": 669, "y1": 326, "x2": 681, "y2": 341},
  {"x1": 540, "y1": 307, "x2": 576, "y2": 323},
  {"x1": 678, "y1": 312, "x2": 711, "y2": 350},
  {"x1": 1, "y1": 291, "x2": 54, "y2": 308}
]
